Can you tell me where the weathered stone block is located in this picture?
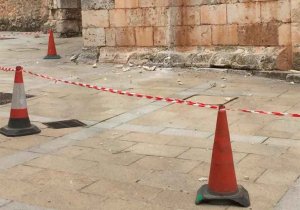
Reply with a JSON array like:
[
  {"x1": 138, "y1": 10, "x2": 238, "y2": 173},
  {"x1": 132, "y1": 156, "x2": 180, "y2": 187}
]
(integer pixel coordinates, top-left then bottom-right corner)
[
  {"x1": 135, "y1": 27, "x2": 154, "y2": 47},
  {"x1": 238, "y1": 22, "x2": 279, "y2": 46},
  {"x1": 212, "y1": 24, "x2": 238, "y2": 45},
  {"x1": 82, "y1": 10, "x2": 109, "y2": 28},
  {"x1": 77, "y1": 47, "x2": 99, "y2": 64},
  {"x1": 291, "y1": 0, "x2": 300, "y2": 23},
  {"x1": 144, "y1": 7, "x2": 168, "y2": 27},
  {"x1": 115, "y1": 0, "x2": 138, "y2": 8},
  {"x1": 286, "y1": 73, "x2": 300, "y2": 83},
  {"x1": 293, "y1": 50, "x2": 300, "y2": 70},
  {"x1": 292, "y1": 23, "x2": 300, "y2": 46},
  {"x1": 56, "y1": 0, "x2": 79, "y2": 9},
  {"x1": 126, "y1": 8, "x2": 143, "y2": 26},
  {"x1": 105, "y1": 28, "x2": 116, "y2": 46},
  {"x1": 174, "y1": 26, "x2": 211, "y2": 46},
  {"x1": 261, "y1": 0, "x2": 291, "y2": 23},
  {"x1": 154, "y1": 27, "x2": 168, "y2": 46},
  {"x1": 186, "y1": 26, "x2": 211, "y2": 46},
  {"x1": 200, "y1": 4, "x2": 227, "y2": 25},
  {"x1": 110, "y1": 9, "x2": 127, "y2": 27},
  {"x1": 185, "y1": 48, "x2": 214, "y2": 68},
  {"x1": 56, "y1": 20, "x2": 80, "y2": 33},
  {"x1": 81, "y1": 0, "x2": 115, "y2": 10},
  {"x1": 82, "y1": 28, "x2": 106, "y2": 47},
  {"x1": 52, "y1": 9, "x2": 81, "y2": 20},
  {"x1": 182, "y1": 6, "x2": 201, "y2": 26},
  {"x1": 115, "y1": 27, "x2": 135, "y2": 46},
  {"x1": 278, "y1": 24, "x2": 291, "y2": 46},
  {"x1": 227, "y1": 2, "x2": 261, "y2": 24}
]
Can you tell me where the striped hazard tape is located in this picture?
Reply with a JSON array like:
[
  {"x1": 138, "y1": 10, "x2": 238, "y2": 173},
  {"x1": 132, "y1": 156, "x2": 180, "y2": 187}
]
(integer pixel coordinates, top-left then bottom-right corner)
[{"x1": 0, "y1": 66, "x2": 299, "y2": 118}]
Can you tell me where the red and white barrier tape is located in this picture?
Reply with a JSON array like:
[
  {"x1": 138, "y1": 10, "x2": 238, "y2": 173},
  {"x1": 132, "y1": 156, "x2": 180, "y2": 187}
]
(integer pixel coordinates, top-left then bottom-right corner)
[{"x1": 0, "y1": 66, "x2": 299, "y2": 118}]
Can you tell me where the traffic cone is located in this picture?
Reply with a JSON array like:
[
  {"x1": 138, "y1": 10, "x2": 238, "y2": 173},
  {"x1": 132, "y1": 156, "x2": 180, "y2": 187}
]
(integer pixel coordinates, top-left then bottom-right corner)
[
  {"x1": 44, "y1": 29, "x2": 61, "y2": 59},
  {"x1": 195, "y1": 105, "x2": 250, "y2": 207},
  {"x1": 0, "y1": 66, "x2": 41, "y2": 137}
]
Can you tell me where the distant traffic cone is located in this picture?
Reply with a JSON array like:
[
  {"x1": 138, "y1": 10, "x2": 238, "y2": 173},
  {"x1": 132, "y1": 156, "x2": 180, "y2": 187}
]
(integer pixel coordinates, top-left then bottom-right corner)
[
  {"x1": 44, "y1": 29, "x2": 61, "y2": 59},
  {"x1": 0, "y1": 66, "x2": 41, "y2": 137},
  {"x1": 195, "y1": 105, "x2": 250, "y2": 207}
]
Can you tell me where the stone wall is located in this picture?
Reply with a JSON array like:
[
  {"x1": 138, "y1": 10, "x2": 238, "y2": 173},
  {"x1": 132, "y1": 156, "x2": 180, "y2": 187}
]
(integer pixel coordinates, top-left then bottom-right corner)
[
  {"x1": 46, "y1": 0, "x2": 82, "y2": 37},
  {"x1": 292, "y1": 0, "x2": 300, "y2": 70},
  {"x1": 0, "y1": 0, "x2": 49, "y2": 31},
  {"x1": 81, "y1": 0, "x2": 300, "y2": 70}
]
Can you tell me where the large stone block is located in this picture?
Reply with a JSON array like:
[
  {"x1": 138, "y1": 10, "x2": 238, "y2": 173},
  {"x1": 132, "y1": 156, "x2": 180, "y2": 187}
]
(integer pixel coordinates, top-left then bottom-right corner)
[
  {"x1": 52, "y1": 9, "x2": 81, "y2": 20},
  {"x1": 186, "y1": 25, "x2": 211, "y2": 46},
  {"x1": 212, "y1": 24, "x2": 238, "y2": 46},
  {"x1": 81, "y1": 0, "x2": 115, "y2": 10},
  {"x1": 115, "y1": 0, "x2": 138, "y2": 8},
  {"x1": 278, "y1": 24, "x2": 291, "y2": 46},
  {"x1": 182, "y1": 6, "x2": 201, "y2": 26},
  {"x1": 56, "y1": 20, "x2": 80, "y2": 33},
  {"x1": 174, "y1": 26, "x2": 211, "y2": 46},
  {"x1": 238, "y1": 22, "x2": 279, "y2": 46},
  {"x1": 261, "y1": 0, "x2": 291, "y2": 23},
  {"x1": 292, "y1": 23, "x2": 300, "y2": 46},
  {"x1": 135, "y1": 27, "x2": 154, "y2": 47},
  {"x1": 105, "y1": 28, "x2": 116, "y2": 46},
  {"x1": 115, "y1": 27, "x2": 136, "y2": 46},
  {"x1": 82, "y1": 10, "x2": 109, "y2": 28},
  {"x1": 56, "y1": 0, "x2": 79, "y2": 9},
  {"x1": 82, "y1": 28, "x2": 106, "y2": 47},
  {"x1": 200, "y1": 4, "x2": 227, "y2": 25},
  {"x1": 291, "y1": 0, "x2": 300, "y2": 23},
  {"x1": 154, "y1": 27, "x2": 168, "y2": 46},
  {"x1": 126, "y1": 8, "x2": 143, "y2": 26},
  {"x1": 293, "y1": 47, "x2": 300, "y2": 70},
  {"x1": 227, "y1": 2, "x2": 261, "y2": 24},
  {"x1": 144, "y1": 7, "x2": 168, "y2": 27},
  {"x1": 110, "y1": 9, "x2": 127, "y2": 27}
]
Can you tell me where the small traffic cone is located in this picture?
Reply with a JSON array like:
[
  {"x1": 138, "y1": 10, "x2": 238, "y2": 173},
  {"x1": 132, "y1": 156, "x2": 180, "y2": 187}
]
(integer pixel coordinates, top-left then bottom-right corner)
[
  {"x1": 195, "y1": 105, "x2": 250, "y2": 207},
  {"x1": 0, "y1": 66, "x2": 41, "y2": 137},
  {"x1": 44, "y1": 29, "x2": 61, "y2": 59}
]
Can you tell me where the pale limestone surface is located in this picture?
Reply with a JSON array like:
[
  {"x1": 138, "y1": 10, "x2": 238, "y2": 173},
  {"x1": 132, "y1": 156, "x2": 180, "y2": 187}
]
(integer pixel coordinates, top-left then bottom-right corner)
[{"x1": 0, "y1": 33, "x2": 300, "y2": 210}]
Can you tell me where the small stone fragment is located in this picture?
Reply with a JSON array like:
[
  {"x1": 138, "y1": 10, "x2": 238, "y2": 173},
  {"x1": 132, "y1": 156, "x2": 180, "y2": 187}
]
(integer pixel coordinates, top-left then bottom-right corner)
[
  {"x1": 198, "y1": 177, "x2": 208, "y2": 182},
  {"x1": 244, "y1": 176, "x2": 250, "y2": 181},
  {"x1": 115, "y1": 64, "x2": 124, "y2": 68},
  {"x1": 225, "y1": 97, "x2": 231, "y2": 101},
  {"x1": 143, "y1": 65, "x2": 156, "y2": 71},
  {"x1": 122, "y1": 67, "x2": 130, "y2": 72},
  {"x1": 210, "y1": 83, "x2": 217, "y2": 88},
  {"x1": 92, "y1": 63, "x2": 97, "y2": 68},
  {"x1": 221, "y1": 84, "x2": 226, "y2": 88}
]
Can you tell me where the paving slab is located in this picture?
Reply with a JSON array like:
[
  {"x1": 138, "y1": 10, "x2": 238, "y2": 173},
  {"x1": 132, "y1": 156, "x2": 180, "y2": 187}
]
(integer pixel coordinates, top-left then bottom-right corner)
[
  {"x1": 125, "y1": 143, "x2": 189, "y2": 158},
  {"x1": 0, "y1": 32, "x2": 300, "y2": 210}
]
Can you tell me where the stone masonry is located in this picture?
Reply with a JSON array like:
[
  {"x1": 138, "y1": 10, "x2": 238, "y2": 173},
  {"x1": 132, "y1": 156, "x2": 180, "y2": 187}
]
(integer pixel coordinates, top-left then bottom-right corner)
[
  {"x1": 46, "y1": 0, "x2": 82, "y2": 37},
  {"x1": 0, "y1": 0, "x2": 82, "y2": 36},
  {"x1": 0, "y1": 0, "x2": 49, "y2": 31},
  {"x1": 81, "y1": 0, "x2": 300, "y2": 71}
]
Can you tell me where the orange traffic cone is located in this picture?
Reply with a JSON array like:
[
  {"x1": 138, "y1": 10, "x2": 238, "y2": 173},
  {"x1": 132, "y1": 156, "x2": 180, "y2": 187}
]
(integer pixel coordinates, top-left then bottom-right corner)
[
  {"x1": 195, "y1": 105, "x2": 250, "y2": 207},
  {"x1": 0, "y1": 66, "x2": 41, "y2": 137},
  {"x1": 44, "y1": 29, "x2": 61, "y2": 59}
]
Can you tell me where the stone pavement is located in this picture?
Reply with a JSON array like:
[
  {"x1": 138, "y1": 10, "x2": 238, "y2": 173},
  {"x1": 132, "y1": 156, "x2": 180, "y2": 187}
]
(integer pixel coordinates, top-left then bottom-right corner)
[{"x1": 0, "y1": 32, "x2": 300, "y2": 210}]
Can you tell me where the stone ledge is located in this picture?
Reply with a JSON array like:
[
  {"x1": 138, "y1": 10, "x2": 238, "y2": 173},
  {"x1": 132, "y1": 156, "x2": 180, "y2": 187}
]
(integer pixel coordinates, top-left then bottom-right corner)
[{"x1": 84, "y1": 46, "x2": 293, "y2": 71}]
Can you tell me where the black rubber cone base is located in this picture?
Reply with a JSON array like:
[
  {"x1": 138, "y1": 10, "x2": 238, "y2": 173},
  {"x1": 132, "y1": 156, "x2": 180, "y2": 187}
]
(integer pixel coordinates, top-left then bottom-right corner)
[
  {"x1": 44, "y1": 55, "x2": 61, "y2": 59},
  {"x1": 0, "y1": 124, "x2": 41, "y2": 137},
  {"x1": 195, "y1": 184, "x2": 250, "y2": 207}
]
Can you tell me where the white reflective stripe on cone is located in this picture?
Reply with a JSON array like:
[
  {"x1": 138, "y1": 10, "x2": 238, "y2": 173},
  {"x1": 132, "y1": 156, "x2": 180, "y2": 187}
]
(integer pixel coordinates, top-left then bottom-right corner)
[{"x1": 11, "y1": 83, "x2": 28, "y2": 109}]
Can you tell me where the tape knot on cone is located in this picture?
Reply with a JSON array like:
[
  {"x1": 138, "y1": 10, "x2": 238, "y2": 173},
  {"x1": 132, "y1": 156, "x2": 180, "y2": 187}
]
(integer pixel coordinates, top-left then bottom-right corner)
[
  {"x1": 195, "y1": 105, "x2": 250, "y2": 207},
  {"x1": 0, "y1": 66, "x2": 41, "y2": 137}
]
